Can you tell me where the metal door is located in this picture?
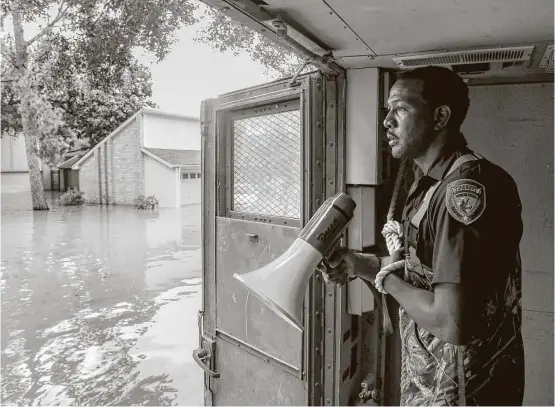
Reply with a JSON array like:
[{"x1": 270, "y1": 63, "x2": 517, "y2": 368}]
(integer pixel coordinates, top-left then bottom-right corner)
[{"x1": 195, "y1": 72, "x2": 340, "y2": 405}]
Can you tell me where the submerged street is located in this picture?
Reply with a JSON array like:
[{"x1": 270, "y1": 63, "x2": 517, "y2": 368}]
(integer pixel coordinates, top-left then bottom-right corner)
[{"x1": 1, "y1": 192, "x2": 203, "y2": 406}]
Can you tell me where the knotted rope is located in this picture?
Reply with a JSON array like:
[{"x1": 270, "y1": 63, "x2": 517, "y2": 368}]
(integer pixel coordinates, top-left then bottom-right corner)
[{"x1": 377, "y1": 159, "x2": 408, "y2": 334}]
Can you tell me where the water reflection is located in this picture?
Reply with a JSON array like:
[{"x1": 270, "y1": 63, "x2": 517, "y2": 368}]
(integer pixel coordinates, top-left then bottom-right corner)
[{"x1": 1, "y1": 193, "x2": 203, "y2": 405}]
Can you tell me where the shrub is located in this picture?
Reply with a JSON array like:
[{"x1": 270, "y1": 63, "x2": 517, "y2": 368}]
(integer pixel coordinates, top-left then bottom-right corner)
[
  {"x1": 59, "y1": 188, "x2": 85, "y2": 206},
  {"x1": 134, "y1": 194, "x2": 159, "y2": 210}
]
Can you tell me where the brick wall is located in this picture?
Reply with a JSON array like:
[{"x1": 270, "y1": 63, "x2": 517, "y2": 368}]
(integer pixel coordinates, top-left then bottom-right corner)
[{"x1": 79, "y1": 118, "x2": 145, "y2": 205}]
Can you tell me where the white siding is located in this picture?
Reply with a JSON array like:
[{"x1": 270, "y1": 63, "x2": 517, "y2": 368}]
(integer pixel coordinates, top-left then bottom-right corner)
[
  {"x1": 1, "y1": 134, "x2": 28, "y2": 171},
  {"x1": 1, "y1": 172, "x2": 31, "y2": 193},
  {"x1": 462, "y1": 82, "x2": 553, "y2": 406},
  {"x1": 144, "y1": 155, "x2": 178, "y2": 208},
  {"x1": 142, "y1": 112, "x2": 200, "y2": 150}
]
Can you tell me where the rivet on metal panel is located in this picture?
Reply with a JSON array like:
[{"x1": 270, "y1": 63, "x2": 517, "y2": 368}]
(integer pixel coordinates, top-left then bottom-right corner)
[
  {"x1": 328, "y1": 292, "x2": 333, "y2": 297},
  {"x1": 329, "y1": 103, "x2": 334, "y2": 108},
  {"x1": 315, "y1": 382, "x2": 320, "y2": 388},
  {"x1": 316, "y1": 199, "x2": 321, "y2": 205},
  {"x1": 328, "y1": 180, "x2": 334, "y2": 185},
  {"x1": 326, "y1": 398, "x2": 331, "y2": 404},
  {"x1": 327, "y1": 328, "x2": 332, "y2": 334},
  {"x1": 315, "y1": 311, "x2": 321, "y2": 317},
  {"x1": 316, "y1": 275, "x2": 321, "y2": 282},
  {"x1": 327, "y1": 363, "x2": 332, "y2": 369},
  {"x1": 315, "y1": 347, "x2": 321, "y2": 354},
  {"x1": 328, "y1": 141, "x2": 334, "y2": 147},
  {"x1": 317, "y1": 122, "x2": 322, "y2": 128},
  {"x1": 316, "y1": 160, "x2": 321, "y2": 167}
]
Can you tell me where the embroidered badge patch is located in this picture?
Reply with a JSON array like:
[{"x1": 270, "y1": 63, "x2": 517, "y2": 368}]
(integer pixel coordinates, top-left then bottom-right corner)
[{"x1": 446, "y1": 179, "x2": 486, "y2": 225}]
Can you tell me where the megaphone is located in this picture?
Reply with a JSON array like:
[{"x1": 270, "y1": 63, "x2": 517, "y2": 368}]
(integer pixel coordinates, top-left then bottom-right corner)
[{"x1": 233, "y1": 192, "x2": 356, "y2": 331}]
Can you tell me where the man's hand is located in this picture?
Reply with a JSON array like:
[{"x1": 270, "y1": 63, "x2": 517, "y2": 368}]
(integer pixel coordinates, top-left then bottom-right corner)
[
  {"x1": 380, "y1": 248, "x2": 406, "y2": 270},
  {"x1": 318, "y1": 247, "x2": 406, "y2": 287},
  {"x1": 317, "y1": 247, "x2": 380, "y2": 286}
]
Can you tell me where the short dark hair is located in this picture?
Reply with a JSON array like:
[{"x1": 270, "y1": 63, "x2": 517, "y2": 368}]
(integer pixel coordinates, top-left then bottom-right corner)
[{"x1": 398, "y1": 66, "x2": 470, "y2": 129}]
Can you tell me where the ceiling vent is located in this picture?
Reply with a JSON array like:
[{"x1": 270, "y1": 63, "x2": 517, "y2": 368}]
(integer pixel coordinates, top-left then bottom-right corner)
[
  {"x1": 539, "y1": 45, "x2": 554, "y2": 73},
  {"x1": 393, "y1": 46, "x2": 535, "y2": 69}
]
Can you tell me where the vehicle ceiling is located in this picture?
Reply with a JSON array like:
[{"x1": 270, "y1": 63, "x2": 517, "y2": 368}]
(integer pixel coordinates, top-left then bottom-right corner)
[{"x1": 202, "y1": 0, "x2": 553, "y2": 78}]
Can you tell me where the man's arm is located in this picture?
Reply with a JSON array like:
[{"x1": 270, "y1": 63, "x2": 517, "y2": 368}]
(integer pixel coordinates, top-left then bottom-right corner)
[
  {"x1": 384, "y1": 275, "x2": 465, "y2": 345},
  {"x1": 355, "y1": 256, "x2": 466, "y2": 345}
]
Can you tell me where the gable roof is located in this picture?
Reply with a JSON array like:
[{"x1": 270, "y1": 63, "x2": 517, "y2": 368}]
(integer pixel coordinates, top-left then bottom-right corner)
[
  {"x1": 57, "y1": 155, "x2": 81, "y2": 169},
  {"x1": 71, "y1": 107, "x2": 200, "y2": 169},
  {"x1": 72, "y1": 110, "x2": 142, "y2": 169},
  {"x1": 142, "y1": 148, "x2": 200, "y2": 168}
]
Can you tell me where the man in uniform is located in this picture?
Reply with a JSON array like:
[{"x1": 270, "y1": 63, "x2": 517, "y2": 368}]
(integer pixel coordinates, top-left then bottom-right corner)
[{"x1": 323, "y1": 66, "x2": 524, "y2": 406}]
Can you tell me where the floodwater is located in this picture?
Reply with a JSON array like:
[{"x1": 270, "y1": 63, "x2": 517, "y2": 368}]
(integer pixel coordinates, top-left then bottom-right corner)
[{"x1": 1, "y1": 192, "x2": 204, "y2": 406}]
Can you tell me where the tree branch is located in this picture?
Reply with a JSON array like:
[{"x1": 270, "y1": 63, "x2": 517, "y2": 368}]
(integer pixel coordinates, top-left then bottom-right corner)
[
  {"x1": 1, "y1": 45, "x2": 17, "y2": 67},
  {"x1": 89, "y1": 0, "x2": 115, "y2": 31},
  {"x1": 25, "y1": 0, "x2": 75, "y2": 47}
]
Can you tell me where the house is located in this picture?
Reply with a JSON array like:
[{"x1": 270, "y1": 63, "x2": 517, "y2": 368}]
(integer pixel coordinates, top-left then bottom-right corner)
[
  {"x1": 1, "y1": 134, "x2": 56, "y2": 193},
  {"x1": 71, "y1": 108, "x2": 201, "y2": 207},
  {"x1": 57, "y1": 155, "x2": 81, "y2": 192}
]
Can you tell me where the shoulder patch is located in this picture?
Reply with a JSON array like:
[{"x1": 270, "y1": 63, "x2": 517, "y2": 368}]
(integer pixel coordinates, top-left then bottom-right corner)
[{"x1": 445, "y1": 179, "x2": 486, "y2": 225}]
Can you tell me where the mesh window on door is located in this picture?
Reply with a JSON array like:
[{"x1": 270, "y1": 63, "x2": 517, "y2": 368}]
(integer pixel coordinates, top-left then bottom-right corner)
[{"x1": 232, "y1": 109, "x2": 301, "y2": 219}]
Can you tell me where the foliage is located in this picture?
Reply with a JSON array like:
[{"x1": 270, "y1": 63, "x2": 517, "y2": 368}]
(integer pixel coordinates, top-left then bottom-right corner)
[
  {"x1": 1, "y1": 0, "x2": 198, "y2": 209},
  {"x1": 194, "y1": 5, "x2": 303, "y2": 77},
  {"x1": 1, "y1": 0, "x2": 302, "y2": 209},
  {"x1": 58, "y1": 188, "x2": 85, "y2": 206},
  {"x1": 133, "y1": 194, "x2": 159, "y2": 210}
]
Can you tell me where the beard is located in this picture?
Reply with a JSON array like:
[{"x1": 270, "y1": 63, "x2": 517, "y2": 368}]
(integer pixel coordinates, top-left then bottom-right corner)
[{"x1": 391, "y1": 123, "x2": 434, "y2": 160}]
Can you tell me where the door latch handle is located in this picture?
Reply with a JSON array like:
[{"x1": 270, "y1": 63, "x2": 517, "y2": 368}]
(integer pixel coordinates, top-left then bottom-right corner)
[{"x1": 193, "y1": 348, "x2": 220, "y2": 378}]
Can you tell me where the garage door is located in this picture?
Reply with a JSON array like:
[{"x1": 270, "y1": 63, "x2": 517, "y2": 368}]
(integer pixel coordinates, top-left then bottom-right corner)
[{"x1": 180, "y1": 172, "x2": 201, "y2": 205}]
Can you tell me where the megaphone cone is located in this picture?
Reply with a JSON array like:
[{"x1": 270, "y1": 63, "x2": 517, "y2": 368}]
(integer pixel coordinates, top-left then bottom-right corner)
[
  {"x1": 233, "y1": 238, "x2": 323, "y2": 331},
  {"x1": 233, "y1": 193, "x2": 356, "y2": 331}
]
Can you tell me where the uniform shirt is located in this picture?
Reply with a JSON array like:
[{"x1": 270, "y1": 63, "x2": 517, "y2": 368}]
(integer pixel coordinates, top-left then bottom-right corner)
[{"x1": 398, "y1": 133, "x2": 524, "y2": 406}]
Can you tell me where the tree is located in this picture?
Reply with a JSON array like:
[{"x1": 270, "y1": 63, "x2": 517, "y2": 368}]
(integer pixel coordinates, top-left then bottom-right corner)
[
  {"x1": 1, "y1": 0, "x2": 198, "y2": 209},
  {"x1": 1, "y1": 0, "x2": 302, "y2": 210},
  {"x1": 194, "y1": 5, "x2": 303, "y2": 77},
  {"x1": 2, "y1": 34, "x2": 157, "y2": 150}
]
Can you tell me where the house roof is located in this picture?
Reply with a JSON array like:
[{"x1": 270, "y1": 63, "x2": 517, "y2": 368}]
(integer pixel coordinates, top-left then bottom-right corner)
[
  {"x1": 142, "y1": 148, "x2": 201, "y2": 168},
  {"x1": 141, "y1": 107, "x2": 199, "y2": 122},
  {"x1": 71, "y1": 107, "x2": 200, "y2": 169},
  {"x1": 57, "y1": 155, "x2": 81, "y2": 169}
]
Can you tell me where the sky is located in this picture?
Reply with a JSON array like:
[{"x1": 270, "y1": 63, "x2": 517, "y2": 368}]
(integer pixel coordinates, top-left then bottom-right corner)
[{"x1": 135, "y1": 16, "x2": 278, "y2": 118}]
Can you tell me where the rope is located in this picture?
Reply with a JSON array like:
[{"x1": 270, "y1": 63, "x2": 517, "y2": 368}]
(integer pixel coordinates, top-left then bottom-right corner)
[
  {"x1": 387, "y1": 159, "x2": 407, "y2": 222},
  {"x1": 383, "y1": 158, "x2": 407, "y2": 254},
  {"x1": 377, "y1": 159, "x2": 408, "y2": 334}
]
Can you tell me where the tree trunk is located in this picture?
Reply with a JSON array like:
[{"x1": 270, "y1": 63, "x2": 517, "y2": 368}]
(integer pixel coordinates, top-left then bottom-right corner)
[{"x1": 12, "y1": 5, "x2": 49, "y2": 210}]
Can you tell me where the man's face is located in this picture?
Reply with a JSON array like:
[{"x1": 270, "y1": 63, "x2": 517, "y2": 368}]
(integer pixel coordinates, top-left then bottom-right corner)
[{"x1": 383, "y1": 79, "x2": 435, "y2": 160}]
